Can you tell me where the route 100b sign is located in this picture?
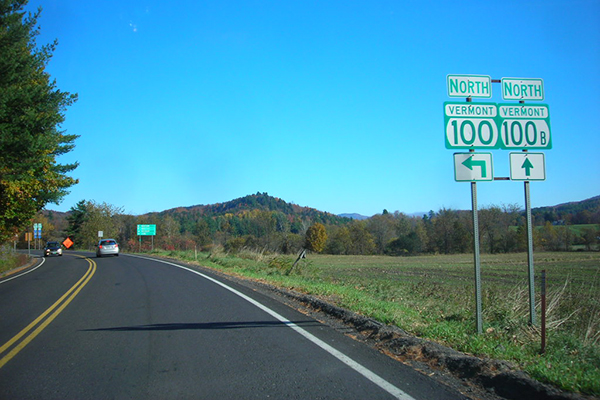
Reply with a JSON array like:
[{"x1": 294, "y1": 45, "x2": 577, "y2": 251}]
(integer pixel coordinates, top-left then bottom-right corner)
[
  {"x1": 498, "y1": 104, "x2": 551, "y2": 149},
  {"x1": 444, "y1": 102, "x2": 551, "y2": 150}
]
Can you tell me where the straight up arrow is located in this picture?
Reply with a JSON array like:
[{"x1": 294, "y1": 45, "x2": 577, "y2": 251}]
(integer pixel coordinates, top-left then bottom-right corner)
[{"x1": 522, "y1": 158, "x2": 534, "y2": 176}]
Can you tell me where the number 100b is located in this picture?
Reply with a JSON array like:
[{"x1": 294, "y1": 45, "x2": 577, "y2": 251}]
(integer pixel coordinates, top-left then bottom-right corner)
[{"x1": 501, "y1": 119, "x2": 550, "y2": 148}]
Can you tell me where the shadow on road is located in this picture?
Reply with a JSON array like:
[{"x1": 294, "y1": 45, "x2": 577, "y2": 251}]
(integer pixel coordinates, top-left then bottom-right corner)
[{"x1": 83, "y1": 320, "x2": 319, "y2": 332}]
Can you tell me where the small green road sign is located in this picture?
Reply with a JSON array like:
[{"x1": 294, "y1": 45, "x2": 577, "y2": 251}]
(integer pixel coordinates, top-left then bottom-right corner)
[
  {"x1": 509, "y1": 152, "x2": 546, "y2": 181},
  {"x1": 498, "y1": 103, "x2": 551, "y2": 149},
  {"x1": 501, "y1": 78, "x2": 544, "y2": 101},
  {"x1": 34, "y1": 223, "x2": 42, "y2": 239},
  {"x1": 447, "y1": 75, "x2": 492, "y2": 98},
  {"x1": 137, "y1": 224, "x2": 156, "y2": 236},
  {"x1": 454, "y1": 153, "x2": 494, "y2": 182},
  {"x1": 444, "y1": 102, "x2": 500, "y2": 149}
]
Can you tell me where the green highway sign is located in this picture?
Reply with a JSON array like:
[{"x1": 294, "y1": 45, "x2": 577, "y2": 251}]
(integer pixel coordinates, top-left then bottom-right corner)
[
  {"x1": 444, "y1": 73, "x2": 549, "y2": 331},
  {"x1": 33, "y1": 223, "x2": 42, "y2": 239},
  {"x1": 444, "y1": 102, "x2": 552, "y2": 150},
  {"x1": 501, "y1": 77, "x2": 544, "y2": 101},
  {"x1": 498, "y1": 103, "x2": 551, "y2": 149},
  {"x1": 509, "y1": 152, "x2": 546, "y2": 181},
  {"x1": 454, "y1": 152, "x2": 494, "y2": 182},
  {"x1": 137, "y1": 224, "x2": 156, "y2": 236},
  {"x1": 447, "y1": 75, "x2": 492, "y2": 98},
  {"x1": 444, "y1": 102, "x2": 500, "y2": 149}
]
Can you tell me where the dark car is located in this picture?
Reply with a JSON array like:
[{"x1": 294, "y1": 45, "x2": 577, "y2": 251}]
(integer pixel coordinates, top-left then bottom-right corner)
[
  {"x1": 96, "y1": 239, "x2": 119, "y2": 257},
  {"x1": 44, "y1": 241, "x2": 63, "y2": 257}
]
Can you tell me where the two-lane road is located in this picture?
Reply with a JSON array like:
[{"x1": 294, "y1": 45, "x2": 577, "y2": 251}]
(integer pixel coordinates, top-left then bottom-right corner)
[{"x1": 0, "y1": 252, "x2": 469, "y2": 399}]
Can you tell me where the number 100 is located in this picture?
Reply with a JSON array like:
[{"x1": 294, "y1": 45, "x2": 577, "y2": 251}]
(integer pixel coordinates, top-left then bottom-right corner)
[{"x1": 447, "y1": 118, "x2": 498, "y2": 148}]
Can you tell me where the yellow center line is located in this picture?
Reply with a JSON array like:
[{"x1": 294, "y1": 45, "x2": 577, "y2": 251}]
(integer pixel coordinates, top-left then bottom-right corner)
[{"x1": 0, "y1": 256, "x2": 96, "y2": 369}]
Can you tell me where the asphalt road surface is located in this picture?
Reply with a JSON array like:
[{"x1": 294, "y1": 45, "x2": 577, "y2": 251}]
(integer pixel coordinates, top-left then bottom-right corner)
[{"x1": 0, "y1": 252, "x2": 470, "y2": 399}]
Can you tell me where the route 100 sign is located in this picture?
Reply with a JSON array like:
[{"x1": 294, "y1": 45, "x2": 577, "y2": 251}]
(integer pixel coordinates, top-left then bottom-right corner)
[
  {"x1": 444, "y1": 102, "x2": 499, "y2": 149},
  {"x1": 444, "y1": 102, "x2": 551, "y2": 150}
]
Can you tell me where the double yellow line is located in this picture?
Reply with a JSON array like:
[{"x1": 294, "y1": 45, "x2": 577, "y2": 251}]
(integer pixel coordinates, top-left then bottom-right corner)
[{"x1": 0, "y1": 255, "x2": 96, "y2": 369}]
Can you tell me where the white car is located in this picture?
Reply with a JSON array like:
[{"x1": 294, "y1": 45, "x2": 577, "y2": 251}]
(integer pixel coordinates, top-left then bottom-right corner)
[
  {"x1": 96, "y1": 239, "x2": 119, "y2": 257},
  {"x1": 44, "y1": 242, "x2": 63, "y2": 257}
]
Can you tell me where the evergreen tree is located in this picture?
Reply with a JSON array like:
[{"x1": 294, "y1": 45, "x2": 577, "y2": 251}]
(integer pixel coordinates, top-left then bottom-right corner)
[
  {"x1": 65, "y1": 200, "x2": 88, "y2": 247},
  {"x1": 0, "y1": 1, "x2": 78, "y2": 243}
]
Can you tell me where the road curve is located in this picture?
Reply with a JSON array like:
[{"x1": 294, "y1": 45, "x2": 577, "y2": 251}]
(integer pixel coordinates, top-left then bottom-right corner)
[{"x1": 0, "y1": 252, "x2": 469, "y2": 399}]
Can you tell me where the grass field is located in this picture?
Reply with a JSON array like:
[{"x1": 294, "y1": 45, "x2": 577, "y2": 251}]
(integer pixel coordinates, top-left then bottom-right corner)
[{"x1": 155, "y1": 249, "x2": 599, "y2": 395}]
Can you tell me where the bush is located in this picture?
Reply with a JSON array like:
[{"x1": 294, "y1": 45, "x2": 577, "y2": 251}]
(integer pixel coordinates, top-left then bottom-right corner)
[
  {"x1": 267, "y1": 256, "x2": 294, "y2": 275},
  {"x1": 224, "y1": 235, "x2": 259, "y2": 253},
  {"x1": 0, "y1": 250, "x2": 29, "y2": 275}
]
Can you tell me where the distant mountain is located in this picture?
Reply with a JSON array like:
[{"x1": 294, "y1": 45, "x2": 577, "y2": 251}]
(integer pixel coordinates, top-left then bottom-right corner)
[
  {"x1": 532, "y1": 195, "x2": 600, "y2": 224},
  {"x1": 154, "y1": 192, "x2": 351, "y2": 225},
  {"x1": 339, "y1": 213, "x2": 370, "y2": 220},
  {"x1": 340, "y1": 211, "x2": 428, "y2": 220},
  {"x1": 539, "y1": 195, "x2": 600, "y2": 211}
]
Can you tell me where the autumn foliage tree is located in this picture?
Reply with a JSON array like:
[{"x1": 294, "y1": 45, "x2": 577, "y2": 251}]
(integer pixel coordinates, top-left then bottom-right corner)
[
  {"x1": 0, "y1": 1, "x2": 78, "y2": 243},
  {"x1": 304, "y1": 223, "x2": 327, "y2": 253}
]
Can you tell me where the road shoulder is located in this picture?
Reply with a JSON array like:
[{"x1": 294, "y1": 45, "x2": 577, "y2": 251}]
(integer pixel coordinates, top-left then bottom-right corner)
[{"x1": 127, "y1": 254, "x2": 587, "y2": 400}]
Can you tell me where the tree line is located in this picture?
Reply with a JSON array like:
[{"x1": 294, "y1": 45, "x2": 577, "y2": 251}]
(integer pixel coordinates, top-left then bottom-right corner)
[{"x1": 29, "y1": 196, "x2": 600, "y2": 255}]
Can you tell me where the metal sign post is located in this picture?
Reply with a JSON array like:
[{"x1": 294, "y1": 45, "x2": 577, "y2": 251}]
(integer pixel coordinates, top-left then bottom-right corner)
[
  {"x1": 524, "y1": 172, "x2": 536, "y2": 325},
  {"x1": 471, "y1": 177, "x2": 483, "y2": 334},
  {"x1": 541, "y1": 270, "x2": 547, "y2": 353},
  {"x1": 446, "y1": 91, "x2": 485, "y2": 334}
]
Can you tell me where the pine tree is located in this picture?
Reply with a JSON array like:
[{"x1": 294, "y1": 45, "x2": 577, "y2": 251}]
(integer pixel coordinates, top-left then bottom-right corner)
[
  {"x1": 0, "y1": 1, "x2": 78, "y2": 243},
  {"x1": 65, "y1": 200, "x2": 88, "y2": 247}
]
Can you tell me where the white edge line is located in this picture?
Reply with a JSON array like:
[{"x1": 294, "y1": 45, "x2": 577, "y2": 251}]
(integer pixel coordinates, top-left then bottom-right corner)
[
  {"x1": 126, "y1": 254, "x2": 415, "y2": 400},
  {"x1": 0, "y1": 257, "x2": 46, "y2": 284}
]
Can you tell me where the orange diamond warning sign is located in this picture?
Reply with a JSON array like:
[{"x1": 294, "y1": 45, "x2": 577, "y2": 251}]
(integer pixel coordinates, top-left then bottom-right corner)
[{"x1": 63, "y1": 237, "x2": 73, "y2": 249}]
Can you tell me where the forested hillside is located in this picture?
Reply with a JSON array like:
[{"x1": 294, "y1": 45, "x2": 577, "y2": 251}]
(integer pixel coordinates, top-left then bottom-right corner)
[
  {"x1": 29, "y1": 194, "x2": 600, "y2": 255},
  {"x1": 153, "y1": 192, "x2": 348, "y2": 232},
  {"x1": 532, "y1": 195, "x2": 600, "y2": 224}
]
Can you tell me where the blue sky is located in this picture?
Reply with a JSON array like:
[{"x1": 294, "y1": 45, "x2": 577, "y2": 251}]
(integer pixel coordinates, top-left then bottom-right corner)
[{"x1": 28, "y1": 0, "x2": 600, "y2": 216}]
